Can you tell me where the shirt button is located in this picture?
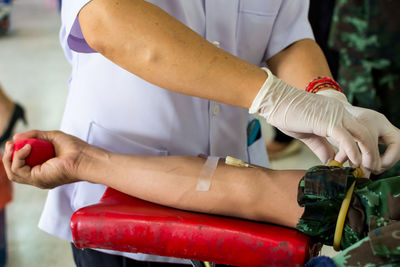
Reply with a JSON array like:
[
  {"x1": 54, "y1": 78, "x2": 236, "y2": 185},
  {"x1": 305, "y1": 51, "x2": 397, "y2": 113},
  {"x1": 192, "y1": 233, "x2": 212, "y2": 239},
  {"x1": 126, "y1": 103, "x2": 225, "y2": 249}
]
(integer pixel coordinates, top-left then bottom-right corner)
[
  {"x1": 212, "y1": 41, "x2": 220, "y2": 48},
  {"x1": 213, "y1": 104, "x2": 220, "y2": 115}
]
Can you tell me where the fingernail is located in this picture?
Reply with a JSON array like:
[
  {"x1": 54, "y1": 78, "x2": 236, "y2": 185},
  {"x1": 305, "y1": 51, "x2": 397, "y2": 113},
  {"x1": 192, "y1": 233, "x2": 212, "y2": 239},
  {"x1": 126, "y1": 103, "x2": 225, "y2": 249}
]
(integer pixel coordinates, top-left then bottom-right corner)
[{"x1": 6, "y1": 142, "x2": 12, "y2": 153}]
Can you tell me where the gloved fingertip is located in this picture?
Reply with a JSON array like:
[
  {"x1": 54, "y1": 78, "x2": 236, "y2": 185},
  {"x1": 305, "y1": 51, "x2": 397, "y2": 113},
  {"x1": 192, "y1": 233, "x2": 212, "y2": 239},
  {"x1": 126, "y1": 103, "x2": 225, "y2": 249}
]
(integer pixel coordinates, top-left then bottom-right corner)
[
  {"x1": 361, "y1": 156, "x2": 381, "y2": 175},
  {"x1": 374, "y1": 160, "x2": 382, "y2": 174},
  {"x1": 358, "y1": 167, "x2": 370, "y2": 178},
  {"x1": 371, "y1": 168, "x2": 384, "y2": 175},
  {"x1": 324, "y1": 158, "x2": 333, "y2": 165},
  {"x1": 334, "y1": 150, "x2": 347, "y2": 164},
  {"x1": 347, "y1": 151, "x2": 361, "y2": 167}
]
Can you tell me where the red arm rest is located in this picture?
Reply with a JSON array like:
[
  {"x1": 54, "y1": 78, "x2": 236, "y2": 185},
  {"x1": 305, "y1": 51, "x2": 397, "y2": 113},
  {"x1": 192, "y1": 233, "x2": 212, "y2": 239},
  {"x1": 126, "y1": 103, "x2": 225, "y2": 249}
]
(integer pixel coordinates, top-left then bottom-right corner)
[
  {"x1": 71, "y1": 188, "x2": 318, "y2": 267},
  {"x1": 0, "y1": 156, "x2": 12, "y2": 209}
]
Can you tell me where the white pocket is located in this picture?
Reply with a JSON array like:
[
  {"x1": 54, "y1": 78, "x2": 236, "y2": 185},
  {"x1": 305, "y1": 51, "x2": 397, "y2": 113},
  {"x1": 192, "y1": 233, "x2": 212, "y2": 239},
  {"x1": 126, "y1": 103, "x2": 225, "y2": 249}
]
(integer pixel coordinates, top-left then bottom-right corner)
[
  {"x1": 86, "y1": 121, "x2": 168, "y2": 156},
  {"x1": 71, "y1": 122, "x2": 169, "y2": 211},
  {"x1": 247, "y1": 133, "x2": 270, "y2": 168},
  {"x1": 239, "y1": 0, "x2": 281, "y2": 16}
]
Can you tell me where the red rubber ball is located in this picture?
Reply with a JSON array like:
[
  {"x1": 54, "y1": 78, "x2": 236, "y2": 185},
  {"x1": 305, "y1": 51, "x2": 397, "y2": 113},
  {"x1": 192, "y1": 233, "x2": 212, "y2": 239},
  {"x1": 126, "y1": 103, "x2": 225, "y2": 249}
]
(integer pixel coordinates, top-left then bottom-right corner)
[{"x1": 12, "y1": 139, "x2": 55, "y2": 167}]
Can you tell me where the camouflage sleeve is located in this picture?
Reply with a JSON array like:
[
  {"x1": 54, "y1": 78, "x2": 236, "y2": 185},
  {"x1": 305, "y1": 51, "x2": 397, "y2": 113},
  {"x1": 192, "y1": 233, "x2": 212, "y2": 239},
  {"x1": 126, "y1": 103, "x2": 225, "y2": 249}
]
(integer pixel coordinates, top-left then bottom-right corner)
[
  {"x1": 329, "y1": 0, "x2": 387, "y2": 107},
  {"x1": 296, "y1": 165, "x2": 357, "y2": 246},
  {"x1": 297, "y1": 165, "x2": 400, "y2": 250},
  {"x1": 329, "y1": 0, "x2": 400, "y2": 127},
  {"x1": 304, "y1": 222, "x2": 400, "y2": 266},
  {"x1": 331, "y1": 221, "x2": 400, "y2": 266}
]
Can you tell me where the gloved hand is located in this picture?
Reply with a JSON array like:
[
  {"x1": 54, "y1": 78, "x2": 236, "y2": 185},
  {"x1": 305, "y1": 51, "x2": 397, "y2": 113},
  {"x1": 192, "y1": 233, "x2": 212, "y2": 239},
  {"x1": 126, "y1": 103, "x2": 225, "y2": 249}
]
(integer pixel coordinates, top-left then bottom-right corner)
[
  {"x1": 250, "y1": 68, "x2": 377, "y2": 170},
  {"x1": 317, "y1": 90, "x2": 400, "y2": 174}
]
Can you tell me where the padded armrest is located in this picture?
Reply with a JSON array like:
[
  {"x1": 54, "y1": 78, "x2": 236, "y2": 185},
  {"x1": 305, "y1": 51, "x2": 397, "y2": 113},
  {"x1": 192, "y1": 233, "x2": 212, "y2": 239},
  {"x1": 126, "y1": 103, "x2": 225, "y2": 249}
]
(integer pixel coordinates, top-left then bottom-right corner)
[
  {"x1": 0, "y1": 156, "x2": 12, "y2": 209},
  {"x1": 71, "y1": 188, "x2": 318, "y2": 267}
]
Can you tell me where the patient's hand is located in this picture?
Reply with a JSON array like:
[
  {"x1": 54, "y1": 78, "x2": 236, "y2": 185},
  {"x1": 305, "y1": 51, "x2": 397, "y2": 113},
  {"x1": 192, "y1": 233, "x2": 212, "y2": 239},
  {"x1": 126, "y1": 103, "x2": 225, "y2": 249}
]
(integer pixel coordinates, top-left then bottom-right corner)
[
  {"x1": 3, "y1": 130, "x2": 88, "y2": 189},
  {"x1": 12, "y1": 138, "x2": 55, "y2": 167}
]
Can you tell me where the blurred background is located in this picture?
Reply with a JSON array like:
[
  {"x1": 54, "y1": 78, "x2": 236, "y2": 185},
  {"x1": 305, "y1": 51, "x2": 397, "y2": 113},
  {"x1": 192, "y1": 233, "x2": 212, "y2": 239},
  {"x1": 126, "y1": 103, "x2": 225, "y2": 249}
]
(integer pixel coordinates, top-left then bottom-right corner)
[
  {"x1": 2, "y1": 0, "x2": 398, "y2": 266},
  {"x1": 1, "y1": 0, "x2": 72, "y2": 266}
]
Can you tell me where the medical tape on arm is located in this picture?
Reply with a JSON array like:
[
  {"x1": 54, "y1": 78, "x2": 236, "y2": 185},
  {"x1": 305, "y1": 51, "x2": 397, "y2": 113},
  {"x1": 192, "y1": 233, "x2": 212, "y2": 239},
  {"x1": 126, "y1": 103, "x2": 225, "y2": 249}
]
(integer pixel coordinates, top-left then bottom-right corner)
[{"x1": 196, "y1": 156, "x2": 219, "y2": 191}]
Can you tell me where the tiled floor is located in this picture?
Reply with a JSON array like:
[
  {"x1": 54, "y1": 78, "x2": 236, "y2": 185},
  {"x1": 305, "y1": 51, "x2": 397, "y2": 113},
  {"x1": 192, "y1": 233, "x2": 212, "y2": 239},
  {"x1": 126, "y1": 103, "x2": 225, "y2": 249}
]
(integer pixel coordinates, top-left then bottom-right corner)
[{"x1": 0, "y1": 1, "x2": 336, "y2": 266}]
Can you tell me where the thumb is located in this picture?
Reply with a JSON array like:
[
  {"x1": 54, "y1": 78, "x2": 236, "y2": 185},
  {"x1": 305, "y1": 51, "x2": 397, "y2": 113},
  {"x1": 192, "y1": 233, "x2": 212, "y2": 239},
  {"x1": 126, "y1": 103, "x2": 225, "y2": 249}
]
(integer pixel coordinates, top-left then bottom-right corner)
[{"x1": 13, "y1": 130, "x2": 61, "y2": 145}]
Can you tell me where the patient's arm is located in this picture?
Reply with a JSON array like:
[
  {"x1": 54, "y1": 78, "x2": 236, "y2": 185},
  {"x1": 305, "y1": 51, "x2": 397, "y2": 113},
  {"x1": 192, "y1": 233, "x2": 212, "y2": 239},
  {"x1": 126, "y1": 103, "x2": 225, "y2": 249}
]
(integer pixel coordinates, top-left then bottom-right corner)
[
  {"x1": 4, "y1": 130, "x2": 305, "y2": 228},
  {"x1": 75, "y1": 148, "x2": 305, "y2": 228}
]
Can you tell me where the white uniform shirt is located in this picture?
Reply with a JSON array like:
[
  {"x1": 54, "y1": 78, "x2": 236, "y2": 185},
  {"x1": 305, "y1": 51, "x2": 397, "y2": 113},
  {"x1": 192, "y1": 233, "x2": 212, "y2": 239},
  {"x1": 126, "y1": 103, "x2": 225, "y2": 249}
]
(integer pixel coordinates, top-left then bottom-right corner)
[{"x1": 39, "y1": 0, "x2": 313, "y2": 263}]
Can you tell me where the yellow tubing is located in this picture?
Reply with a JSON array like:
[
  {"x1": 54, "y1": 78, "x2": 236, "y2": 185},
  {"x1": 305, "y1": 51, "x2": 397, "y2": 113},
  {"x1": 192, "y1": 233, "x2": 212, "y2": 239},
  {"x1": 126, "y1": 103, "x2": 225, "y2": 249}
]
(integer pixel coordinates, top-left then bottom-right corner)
[
  {"x1": 329, "y1": 160, "x2": 363, "y2": 251},
  {"x1": 328, "y1": 160, "x2": 343, "y2": 168},
  {"x1": 332, "y1": 180, "x2": 356, "y2": 251}
]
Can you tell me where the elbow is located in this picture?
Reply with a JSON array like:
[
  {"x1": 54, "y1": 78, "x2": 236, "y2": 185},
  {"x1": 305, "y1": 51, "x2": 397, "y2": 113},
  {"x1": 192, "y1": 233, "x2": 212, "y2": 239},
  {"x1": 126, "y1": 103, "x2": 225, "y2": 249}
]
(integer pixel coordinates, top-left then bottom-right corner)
[
  {"x1": 80, "y1": 23, "x2": 105, "y2": 54},
  {"x1": 78, "y1": 0, "x2": 110, "y2": 54},
  {"x1": 77, "y1": 0, "x2": 164, "y2": 74}
]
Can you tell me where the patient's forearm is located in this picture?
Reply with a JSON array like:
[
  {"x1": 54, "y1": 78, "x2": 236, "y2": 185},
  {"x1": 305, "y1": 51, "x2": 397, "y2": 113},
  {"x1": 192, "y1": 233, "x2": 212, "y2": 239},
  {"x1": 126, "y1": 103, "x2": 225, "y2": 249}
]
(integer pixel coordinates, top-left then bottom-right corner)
[{"x1": 79, "y1": 147, "x2": 305, "y2": 228}]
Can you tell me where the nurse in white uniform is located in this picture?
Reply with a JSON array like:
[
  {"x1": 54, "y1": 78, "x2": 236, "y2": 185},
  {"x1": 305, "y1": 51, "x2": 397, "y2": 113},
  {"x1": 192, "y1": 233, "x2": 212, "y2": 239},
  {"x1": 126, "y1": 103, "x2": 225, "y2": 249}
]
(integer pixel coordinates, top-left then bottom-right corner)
[{"x1": 34, "y1": 0, "x2": 400, "y2": 266}]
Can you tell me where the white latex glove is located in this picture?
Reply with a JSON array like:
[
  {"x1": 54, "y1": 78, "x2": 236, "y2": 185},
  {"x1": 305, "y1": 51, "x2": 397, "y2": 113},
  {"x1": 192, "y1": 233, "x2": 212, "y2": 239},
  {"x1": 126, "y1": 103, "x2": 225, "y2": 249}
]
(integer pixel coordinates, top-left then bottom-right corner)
[
  {"x1": 249, "y1": 68, "x2": 378, "y2": 169},
  {"x1": 317, "y1": 89, "x2": 400, "y2": 174}
]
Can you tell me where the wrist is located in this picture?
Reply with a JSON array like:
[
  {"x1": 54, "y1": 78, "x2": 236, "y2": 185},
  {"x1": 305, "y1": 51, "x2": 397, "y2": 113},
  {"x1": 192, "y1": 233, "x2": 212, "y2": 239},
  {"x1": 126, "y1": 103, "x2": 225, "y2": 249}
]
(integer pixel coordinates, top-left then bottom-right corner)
[
  {"x1": 74, "y1": 145, "x2": 111, "y2": 183},
  {"x1": 316, "y1": 89, "x2": 349, "y2": 104},
  {"x1": 248, "y1": 67, "x2": 307, "y2": 125},
  {"x1": 249, "y1": 67, "x2": 274, "y2": 114},
  {"x1": 305, "y1": 76, "x2": 343, "y2": 94}
]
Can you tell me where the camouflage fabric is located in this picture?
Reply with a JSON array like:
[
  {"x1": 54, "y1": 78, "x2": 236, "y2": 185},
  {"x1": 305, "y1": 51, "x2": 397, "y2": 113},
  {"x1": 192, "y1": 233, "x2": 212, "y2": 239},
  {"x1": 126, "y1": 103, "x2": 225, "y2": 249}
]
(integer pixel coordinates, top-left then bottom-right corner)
[
  {"x1": 296, "y1": 165, "x2": 400, "y2": 250},
  {"x1": 306, "y1": 221, "x2": 400, "y2": 267},
  {"x1": 296, "y1": 166, "x2": 358, "y2": 247},
  {"x1": 332, "y1": 221, "x2": 400, "y2": 266},
  {"x1": 329, "y1": 0, "x2": 400, "y2": 128},
  {"x1": 371, "y1": 160, "x2": 400, "y2": 181}
]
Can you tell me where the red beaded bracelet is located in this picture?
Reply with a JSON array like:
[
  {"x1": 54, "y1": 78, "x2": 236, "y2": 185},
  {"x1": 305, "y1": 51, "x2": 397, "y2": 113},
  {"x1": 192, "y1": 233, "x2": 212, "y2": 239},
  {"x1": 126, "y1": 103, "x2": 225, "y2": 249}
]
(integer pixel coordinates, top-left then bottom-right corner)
[{"x1": 305, "y1": 76, "x2": 343, "y2": 93}]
